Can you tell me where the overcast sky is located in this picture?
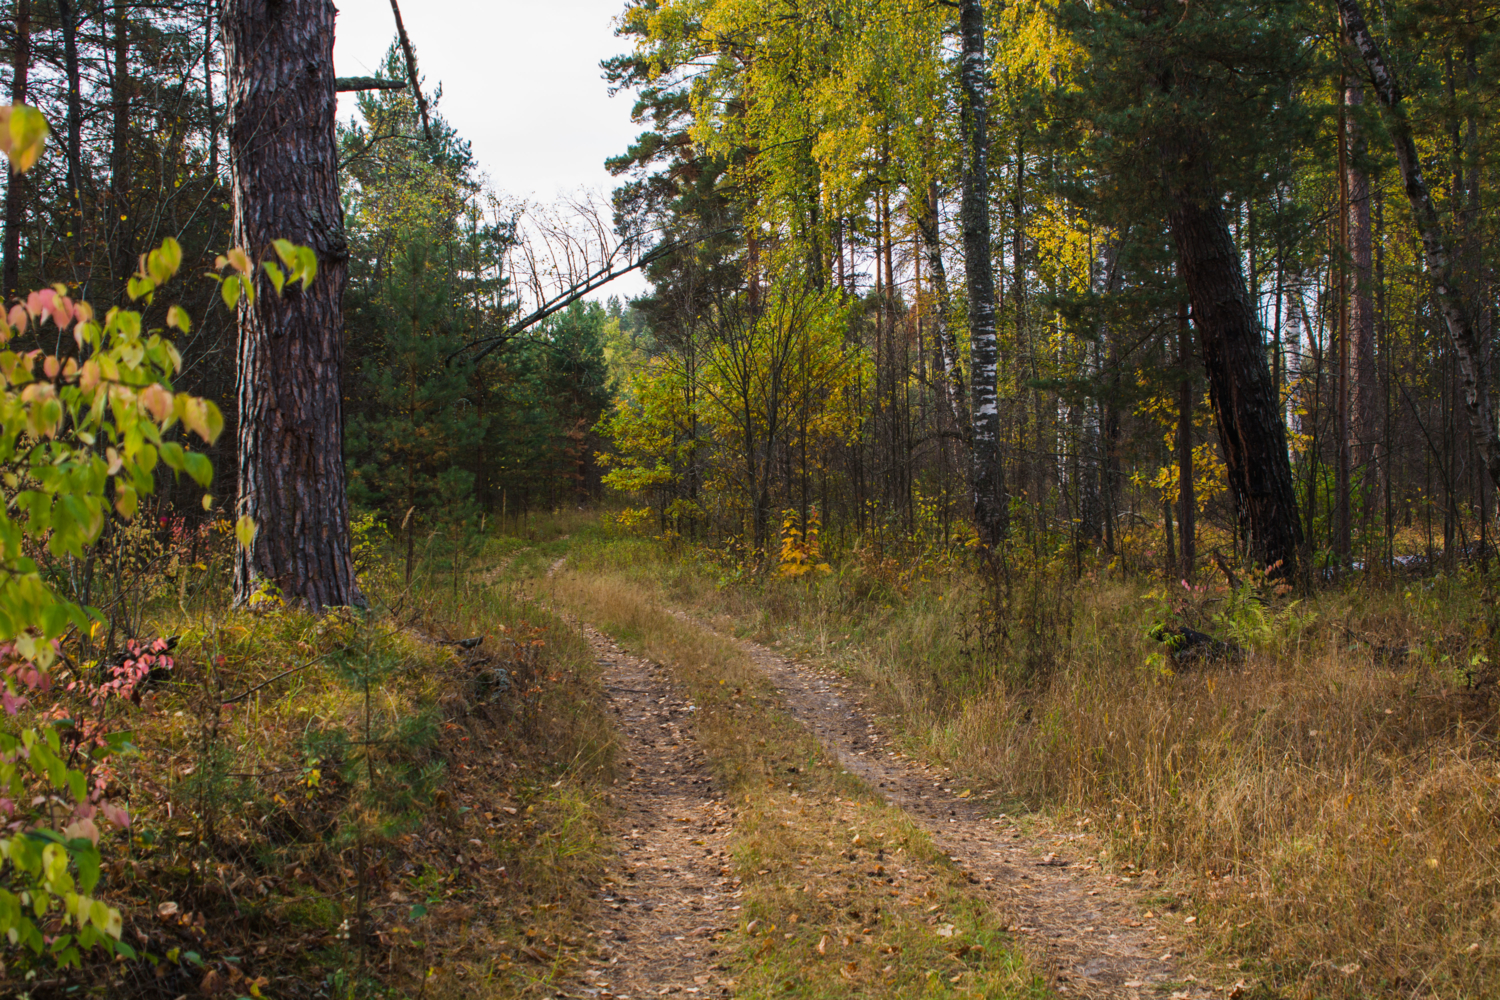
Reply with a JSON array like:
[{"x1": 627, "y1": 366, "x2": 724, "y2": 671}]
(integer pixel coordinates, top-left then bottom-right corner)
[{"x1": 332, "y1": 0, "x2": 649, "y2": 301}]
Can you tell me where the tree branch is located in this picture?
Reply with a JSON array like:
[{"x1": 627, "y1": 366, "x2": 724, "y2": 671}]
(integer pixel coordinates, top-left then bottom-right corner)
[
  {"x1": 336, "y1": 76, "x2": 407, "y2": 93},
  {"x1": 448, "y1": 226, "x2": 738, "y2": 366},
  {"x1": 387, "y1": 0, "x2": 432, "y2": 142}
]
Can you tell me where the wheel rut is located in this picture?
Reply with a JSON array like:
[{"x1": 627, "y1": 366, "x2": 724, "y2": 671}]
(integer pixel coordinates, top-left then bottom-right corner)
[
  {"x1": 671, "y1": 611, "x2": 1223, "y2": 1000},
  {"x1": 570, "y1": 624, "x2": 738, "y2": 1000}
]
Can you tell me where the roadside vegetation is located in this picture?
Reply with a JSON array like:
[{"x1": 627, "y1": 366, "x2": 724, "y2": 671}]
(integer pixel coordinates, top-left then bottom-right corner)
[{"x1": 7, "y1": 502, "x2": 617, "y2": 998}]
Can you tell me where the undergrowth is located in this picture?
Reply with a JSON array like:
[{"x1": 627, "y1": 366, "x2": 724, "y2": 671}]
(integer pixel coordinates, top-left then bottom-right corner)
[{"x1": 9, "y1": 514, "x2": 614, "y2": 999}]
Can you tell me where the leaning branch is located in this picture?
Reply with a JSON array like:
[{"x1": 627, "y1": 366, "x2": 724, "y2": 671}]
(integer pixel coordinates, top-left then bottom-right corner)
[
  {"x1": 453, "y1": 250, "x2": 664, "y2": 366},
  {"x1": 449, "y1": 227, "x2": 737, "y2": 366},
  {"x1": 1337, "y1": 0, "x2": 1500, "y2": 489},
  {"x1": 388, "y1": 0, "x2": 432, "y2": 142}
]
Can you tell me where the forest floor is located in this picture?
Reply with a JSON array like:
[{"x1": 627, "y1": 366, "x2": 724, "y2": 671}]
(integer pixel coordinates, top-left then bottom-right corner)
[{"x1": 542, "y1": 559, "x2": 1236, "y2": 1000}]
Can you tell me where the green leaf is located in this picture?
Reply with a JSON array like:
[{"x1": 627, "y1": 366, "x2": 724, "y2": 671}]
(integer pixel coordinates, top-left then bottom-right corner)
[
  {"x1": 74, "y1": 845, "x2": 100, "y2": 894},
  {"x1": 114, "y1": 482, "x2": 138, "y2": 519},
  {"x1": 166, "y1": 304, "x2": 191, "y2": 333},
  {"x1": 40, "y1": 601, "x2": 72, "y2": 637},
  {"x1": 221, "y1": 276, "x2": 241, "y2": 309},
  {"x1": 203, "y1": 401, "x2": 225, "y2": 443},
  {"x1": 157, "y1": 237, "x2": 182, "y2": 277},
  {"x1": 295, "y1": 246, "x2": 319, "y2": 287},
  {"x1": 262, "y1": 261, "x2": 285, "y2": 297},
  {"x1": 183, "y1": 451, "x2": 212, "y2": 487},
  {"x1": 159, "y1": 441, "x2": 185, "y2": 471}
]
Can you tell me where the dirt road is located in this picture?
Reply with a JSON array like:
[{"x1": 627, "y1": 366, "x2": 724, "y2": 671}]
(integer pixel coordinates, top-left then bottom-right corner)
[{"x1": 563, "y1": 594, "x2": 1219, "y2": 999}]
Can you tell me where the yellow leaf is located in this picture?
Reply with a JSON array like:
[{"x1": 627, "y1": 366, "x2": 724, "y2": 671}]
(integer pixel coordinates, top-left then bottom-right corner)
[
  {"x1": 3, "y1": 104, "x2": 48, "y2": 173},
  {"x1": 235, "y1": 514, "x2": 257, "y2": 551}
]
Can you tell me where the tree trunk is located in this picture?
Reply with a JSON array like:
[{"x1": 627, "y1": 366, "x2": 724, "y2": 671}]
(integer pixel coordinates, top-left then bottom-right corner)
[
  {"x1": 1335, "y1": 83, "x2": 1351, "y2": 560},
  {"x1": 3, "y1": 0, "x2": 30, "y2": 302},
  {"x1": 204, "y1": 4, "x2": 218, "y2": 180},
  {"x1": 959, "y1": 0, "x2": 1005, "y2": 547},
  {"x1": 1338, "y1": 0, "x2": 1500, "y2": 491},
  {"x1": 111, "y1": 3, "x2": 132, "y2": 293},
  {"x1": 1346, "y1": 81, "x2": 1378, "y2": 486},
  {"x1": 915, "y1": 179, "x2": 965, "y2": 438},
  {"x1": 57, "y1": 0, "x2": 82, "y2": 250},
  {"x1": 1177, "y1": 299, "x2": 1196, "y2": 581},
  {"x1": 1167, "y1": 185, "x2": 1302, "y2": 574},
  {"x1": 224, "y1": 0, "x2": 363, "y2": 610}
]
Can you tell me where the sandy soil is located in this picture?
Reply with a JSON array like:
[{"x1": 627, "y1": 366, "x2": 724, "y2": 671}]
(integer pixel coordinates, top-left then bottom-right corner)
[{"x1": 572, "y1": 625, "x2": 739, "y2": 1000}]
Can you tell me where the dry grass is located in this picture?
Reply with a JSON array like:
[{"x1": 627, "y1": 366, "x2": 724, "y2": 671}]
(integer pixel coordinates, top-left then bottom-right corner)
[
  {"x1": 564, "y1": 523, "x2": 1500, "y2": 1000},
  {"x1": 546, "y1": 567, "x2": 1046, "y2": 1000}
]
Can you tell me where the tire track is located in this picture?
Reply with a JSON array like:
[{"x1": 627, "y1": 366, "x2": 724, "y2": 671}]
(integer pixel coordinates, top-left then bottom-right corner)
[
  {"x1": 673, "y1": 611, "x2": 1221, "y2": 1000},
  {"x1": 568, "y1": 625, "x2": 739, "y2": 1000}
]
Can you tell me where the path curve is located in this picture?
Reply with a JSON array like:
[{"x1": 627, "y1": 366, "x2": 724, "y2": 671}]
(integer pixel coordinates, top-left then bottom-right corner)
[{"x1": 675, "y1": 611, "x2": 1220, "y2": 1000}]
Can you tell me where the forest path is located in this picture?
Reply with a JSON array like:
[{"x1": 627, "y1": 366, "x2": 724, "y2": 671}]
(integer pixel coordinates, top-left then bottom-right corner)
[
  {"x1": 566, "y1": 620, "x2": 738, "y2": 999},
  {"x1": 669, "y1": 610, "x2": 1225, "y2": 1000}
]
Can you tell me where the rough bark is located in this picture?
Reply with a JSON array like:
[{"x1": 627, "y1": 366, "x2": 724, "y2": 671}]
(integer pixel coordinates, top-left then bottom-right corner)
[
  {"x1": 1167, "y1": 183, "x2": 1302, "y2": 574},
  {"x1": 3, "y1": 0, "x2": 30, "y2": 301},
  {"x1": 1345, "y1": 81, "x2": 1378, "y2": 477},
  {"x1": 335, "y1": 76, "x2": 407, "y2": 92},
  {"x1": 1338, "y1": 0, "x2": 1500, "y2": 491},
  {"x1": 224, "y1": 0, "x2": 363, "y2": 610},
  {"x1": 959, "y1": 0, "x2": 1005, "y2": 547}
]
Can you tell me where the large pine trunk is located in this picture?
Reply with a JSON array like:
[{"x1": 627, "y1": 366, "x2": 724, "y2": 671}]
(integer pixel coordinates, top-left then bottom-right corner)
[
  {"x1": 958, "y1": 0, "x2": 1006, "y2": 548},
  {"x1": 224, "y1": 0, "x2": 363, "y2": 610},
  {"x1": 1168, "y1": 189, "x2": 1302, "y2": 574}
]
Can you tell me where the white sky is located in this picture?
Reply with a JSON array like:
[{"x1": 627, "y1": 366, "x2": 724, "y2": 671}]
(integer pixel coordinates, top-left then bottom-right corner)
[{"x1": 332, "y1": 0, "x2": 649, "y2": 303}]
